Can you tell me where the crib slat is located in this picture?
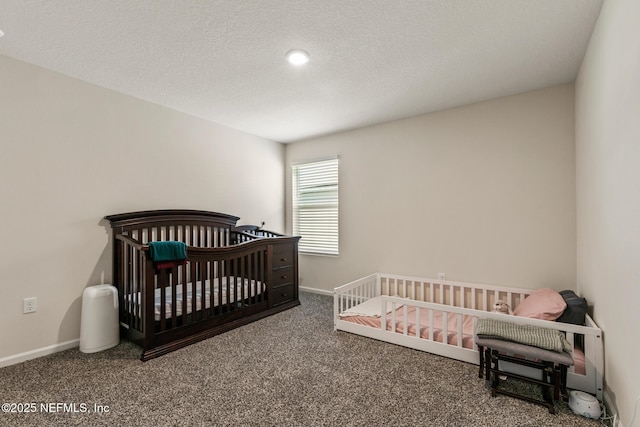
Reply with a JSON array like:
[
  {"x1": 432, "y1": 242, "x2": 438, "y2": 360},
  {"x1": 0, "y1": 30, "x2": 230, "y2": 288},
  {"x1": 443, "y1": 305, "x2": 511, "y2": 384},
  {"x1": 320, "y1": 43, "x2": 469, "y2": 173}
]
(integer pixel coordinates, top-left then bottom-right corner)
[
  {"x1": 241, "y1": 255, "x2": 247, "y2": 303},
  {"x1": 247, "y1": 253, "x2": 253, "y2": 305},
  {"x1": 403, "y1": 304, "x2": 408, "y2": 335},
  {"x1": 160, "y1": 270, "x2": 166, "y2": 331},
  {"x1": 257, "y1": 251, "x2": 262, "y2": 303},
  {"x1": 181, "y1": 262, "x2": 188, "y2": 324},
  {"x1": 220, "y1": 258, "x2": 226, "y2": 310},
  {"x1": 471, "y1": 317, "x2": 478, "y2": 348},
  {"x1": 353, "y1": 284, "x2": 359, "y2": 305},
  {"x1": 428, "y1": 309, "x2": 434, "y2": 341},
  {"x1": 442, "y1": 310, "x2": 448, "y2": 345},
  {"x1": 190, "y1": 262, "x2": 197, "y2": 319},
  {"x1": 136, "y1": 246, "x2": 143, "y2": 331},
  {"x1": 380, "y1": 299, "x2": 396, "y2": 332},
  {"x1": 226, "y1": 258, "x2": 232, "y2": 311},
  {"x1": 171, "y1": 266, "x2": 178, "y2": 322},
  {"x1": 200, "y1": 260, "x2": 207, "y2": 320},
  {"x1": 217, "y1": 260, "x2": 223, "y2": 310},
  {"x1": 128, "y1": 244, "x2": 133, "y2": 329},
  {"x1": 209, "y1": 261, "x2": 220, "y2": 316},
  {"x1": 123, "y1": 243, "x2": 130, "y2": 328},
  {"x1": 258, "y1": 251, "x2": 267, "y2": 301},
  {"x1": 202, "y1": 260, "x2": 208, "y2": 314},
  {"x1": 115, "y1": 240, "x2": 124, "y2": 327}
]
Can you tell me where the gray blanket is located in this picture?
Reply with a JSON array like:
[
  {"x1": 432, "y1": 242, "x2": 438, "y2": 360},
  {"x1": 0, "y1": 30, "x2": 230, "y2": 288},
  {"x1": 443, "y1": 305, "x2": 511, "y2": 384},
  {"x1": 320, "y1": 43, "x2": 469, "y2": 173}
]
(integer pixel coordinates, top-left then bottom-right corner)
[{"x1": 476, "y1": 318, "x2": 572, "y2": 353}]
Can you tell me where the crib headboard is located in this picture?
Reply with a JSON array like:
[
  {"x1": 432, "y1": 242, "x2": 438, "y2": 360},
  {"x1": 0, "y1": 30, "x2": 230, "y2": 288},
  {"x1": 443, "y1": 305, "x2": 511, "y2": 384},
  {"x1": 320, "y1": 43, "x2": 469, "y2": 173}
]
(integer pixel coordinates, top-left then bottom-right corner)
[{"x1": 105, "y1": 209, "x2": 241, "y2": 247}]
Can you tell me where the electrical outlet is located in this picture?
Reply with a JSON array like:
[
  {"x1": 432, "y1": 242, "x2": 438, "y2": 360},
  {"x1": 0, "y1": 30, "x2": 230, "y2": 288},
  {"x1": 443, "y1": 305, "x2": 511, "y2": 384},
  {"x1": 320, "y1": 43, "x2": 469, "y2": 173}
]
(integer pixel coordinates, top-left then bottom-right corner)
[
  {"x1": 23, "y1": 297, "x2": 37, "y2": 314},
  {"x1": 438, "y1": 273, "x2": 446, "y2": 280}
]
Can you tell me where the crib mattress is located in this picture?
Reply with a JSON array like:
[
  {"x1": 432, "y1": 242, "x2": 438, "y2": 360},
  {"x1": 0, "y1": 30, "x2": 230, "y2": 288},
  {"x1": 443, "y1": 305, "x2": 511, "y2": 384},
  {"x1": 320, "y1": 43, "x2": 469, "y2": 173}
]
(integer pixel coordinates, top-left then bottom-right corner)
[
  {"x1": 126, "y1": 277, "x2": 265, "y2": 321},
  {"x1": 339, "y1": 296, "x2": 586, "y2": 375},
  {"x1": 339, "y1": 297, "x2": 475, "y2": 347}
]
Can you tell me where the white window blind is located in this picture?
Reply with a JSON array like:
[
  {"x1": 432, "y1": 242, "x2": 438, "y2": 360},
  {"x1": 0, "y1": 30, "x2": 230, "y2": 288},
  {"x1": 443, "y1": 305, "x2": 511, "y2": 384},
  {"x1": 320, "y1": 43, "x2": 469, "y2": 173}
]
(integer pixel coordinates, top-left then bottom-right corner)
[{"x1": 292, "y1": 158, "x2": 339, "y2": 256}]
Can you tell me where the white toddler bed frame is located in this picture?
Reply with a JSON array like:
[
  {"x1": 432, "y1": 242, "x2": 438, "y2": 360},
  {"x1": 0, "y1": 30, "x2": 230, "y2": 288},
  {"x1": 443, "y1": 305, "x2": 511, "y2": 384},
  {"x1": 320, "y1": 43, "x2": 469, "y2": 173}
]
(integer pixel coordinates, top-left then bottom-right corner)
[{"x1": 334, "y1": 273, "x2": 603, "y2": 400}]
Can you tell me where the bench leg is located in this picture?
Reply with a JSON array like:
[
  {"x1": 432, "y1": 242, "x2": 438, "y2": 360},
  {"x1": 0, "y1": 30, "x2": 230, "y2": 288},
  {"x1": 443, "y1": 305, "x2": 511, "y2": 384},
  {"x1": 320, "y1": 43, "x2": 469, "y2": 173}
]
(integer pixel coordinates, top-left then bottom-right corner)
[
  {"x1": 489, "y1": 350, "x2": 499, "y2": 388},
  {"x1": 486, "y1": 348, "x2": 492, "y2": 382},
  {"x1": 478, "y1": 345, "x2": 485, "y2": 378},
  {"x1": 553, "y1": 368, "x2": 560, "y2": 400},
  {"x1": 559, "y1": 364, "x2": 569, "y2": 399}
]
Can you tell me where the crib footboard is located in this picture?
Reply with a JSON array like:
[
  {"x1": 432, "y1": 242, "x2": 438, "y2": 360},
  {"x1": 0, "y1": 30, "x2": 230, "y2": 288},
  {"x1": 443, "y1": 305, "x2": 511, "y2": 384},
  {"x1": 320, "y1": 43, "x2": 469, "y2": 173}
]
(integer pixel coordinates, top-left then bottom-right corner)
[{"x1": 334, "y1": 273, "x2": 604, "y2": 400}]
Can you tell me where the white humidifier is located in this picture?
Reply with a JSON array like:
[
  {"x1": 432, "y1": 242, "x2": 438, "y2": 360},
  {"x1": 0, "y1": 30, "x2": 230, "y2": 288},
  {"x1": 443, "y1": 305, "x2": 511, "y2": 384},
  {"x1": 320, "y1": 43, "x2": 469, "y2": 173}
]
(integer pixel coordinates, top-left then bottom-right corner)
[{"x1": 568, "y1": 390, "x2": 601, "y2": 419}]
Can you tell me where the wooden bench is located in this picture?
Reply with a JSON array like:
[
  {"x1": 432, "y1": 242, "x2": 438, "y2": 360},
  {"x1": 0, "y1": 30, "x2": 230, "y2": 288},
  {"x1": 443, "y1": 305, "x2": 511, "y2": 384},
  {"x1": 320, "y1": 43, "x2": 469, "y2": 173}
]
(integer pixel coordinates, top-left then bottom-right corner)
[{"x1": 476, "y1": 337, "x2": 574, "y2": 414}]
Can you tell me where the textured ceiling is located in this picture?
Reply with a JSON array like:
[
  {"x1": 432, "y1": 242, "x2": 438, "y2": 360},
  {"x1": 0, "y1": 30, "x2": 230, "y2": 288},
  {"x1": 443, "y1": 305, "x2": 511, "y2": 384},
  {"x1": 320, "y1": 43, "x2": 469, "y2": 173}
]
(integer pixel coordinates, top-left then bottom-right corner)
[{"x1": 0, "y1": 1, "x2": 603, "y2": 143}]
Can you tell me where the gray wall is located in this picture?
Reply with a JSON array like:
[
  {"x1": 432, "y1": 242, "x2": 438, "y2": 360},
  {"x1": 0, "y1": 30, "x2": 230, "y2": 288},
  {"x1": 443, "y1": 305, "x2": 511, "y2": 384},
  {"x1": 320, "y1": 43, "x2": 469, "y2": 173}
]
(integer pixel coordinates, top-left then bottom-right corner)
[
  {"x1": 0, "y1": 55, "x2": 285, "y2": 360},
  {"x1": 286, "y1": 84, "x2": 576, "y2": 293},
  {"x1": 575, "y1": 0, "x2": 640, "y2": 423}
]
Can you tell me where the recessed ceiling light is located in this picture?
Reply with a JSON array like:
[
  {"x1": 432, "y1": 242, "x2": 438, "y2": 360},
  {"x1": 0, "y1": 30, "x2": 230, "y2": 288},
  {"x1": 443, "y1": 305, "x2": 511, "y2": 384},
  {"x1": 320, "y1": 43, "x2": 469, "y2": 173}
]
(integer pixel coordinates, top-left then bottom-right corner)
[
  {"x1": 286, "y1": 49, "x2": 310, "y2": 66},
  {"x1": 0, "y1": 29, "x2": 4, "y2": 38}
]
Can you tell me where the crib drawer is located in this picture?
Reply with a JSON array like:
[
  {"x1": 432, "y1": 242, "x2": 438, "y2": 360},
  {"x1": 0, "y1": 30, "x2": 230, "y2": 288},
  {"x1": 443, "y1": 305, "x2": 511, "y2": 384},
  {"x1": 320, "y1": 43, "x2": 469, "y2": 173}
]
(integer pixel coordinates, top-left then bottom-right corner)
[
  {"x1": 272, "y1": 267, "x2": 294, "y2": 287},
  {"x1": 272, "y1": 246, "x2": 294, "y2": 269},
  {"x1": 272, "y1": 283, "x2": 296, "y2": 306}
]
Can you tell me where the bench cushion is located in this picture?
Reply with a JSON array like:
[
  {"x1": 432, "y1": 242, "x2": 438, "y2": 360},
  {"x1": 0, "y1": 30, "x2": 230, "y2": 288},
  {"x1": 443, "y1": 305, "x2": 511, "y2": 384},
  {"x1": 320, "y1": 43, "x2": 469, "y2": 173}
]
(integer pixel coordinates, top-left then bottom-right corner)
[{"x1": 476, "y1": 337, "x2": 574, "y2": 366}]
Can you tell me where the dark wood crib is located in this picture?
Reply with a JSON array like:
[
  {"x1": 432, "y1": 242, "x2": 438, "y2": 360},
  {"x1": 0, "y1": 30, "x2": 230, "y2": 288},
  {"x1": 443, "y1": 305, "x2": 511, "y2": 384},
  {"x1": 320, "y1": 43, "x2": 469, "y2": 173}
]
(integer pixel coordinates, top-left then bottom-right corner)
[{"x1": 105, "y1": 209, "x2": 300, "y2": 361}]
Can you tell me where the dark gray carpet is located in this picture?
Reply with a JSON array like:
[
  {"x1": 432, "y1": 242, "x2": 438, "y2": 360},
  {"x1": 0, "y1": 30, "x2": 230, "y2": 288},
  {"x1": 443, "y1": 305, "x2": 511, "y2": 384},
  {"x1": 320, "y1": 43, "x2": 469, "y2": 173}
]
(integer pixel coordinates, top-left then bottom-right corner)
[{"x1": 0, "y1": 292, "x2": 601, "y2": 426}]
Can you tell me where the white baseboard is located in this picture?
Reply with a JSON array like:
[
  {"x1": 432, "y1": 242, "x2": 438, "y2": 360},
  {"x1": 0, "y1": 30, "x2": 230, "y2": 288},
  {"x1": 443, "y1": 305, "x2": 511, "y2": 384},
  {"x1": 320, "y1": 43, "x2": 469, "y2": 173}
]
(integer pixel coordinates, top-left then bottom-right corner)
[
  {"x1": 299, "y1": 286, "x2": 333, "y2": 296},
  {"x1": 603, "y1": 388, "x2": 620, "y2": 427},
  {"x1": 0, "y1": 339, "x2": 80, "y2": 368},
  {"x1": 0, "y1": 288, "x2": 328, "y2": 367}
]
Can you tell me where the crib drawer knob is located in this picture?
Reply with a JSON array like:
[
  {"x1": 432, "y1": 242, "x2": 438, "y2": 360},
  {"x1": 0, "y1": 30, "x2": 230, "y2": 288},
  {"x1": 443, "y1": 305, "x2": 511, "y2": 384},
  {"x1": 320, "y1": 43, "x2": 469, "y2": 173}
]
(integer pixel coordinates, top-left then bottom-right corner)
[
  {"x1": 280, "y1": 257, "x2": 288, "y2": 262},
  {"x1": 281, "y1": 275, "x2": 288, "y2": 280}
]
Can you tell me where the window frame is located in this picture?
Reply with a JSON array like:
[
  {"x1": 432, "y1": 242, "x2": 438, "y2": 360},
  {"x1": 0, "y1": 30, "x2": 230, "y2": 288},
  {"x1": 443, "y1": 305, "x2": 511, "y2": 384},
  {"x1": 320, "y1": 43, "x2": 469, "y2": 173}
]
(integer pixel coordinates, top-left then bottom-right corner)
[{"x1": 291, "y1": 157, "x2": 339, "y2": 256}]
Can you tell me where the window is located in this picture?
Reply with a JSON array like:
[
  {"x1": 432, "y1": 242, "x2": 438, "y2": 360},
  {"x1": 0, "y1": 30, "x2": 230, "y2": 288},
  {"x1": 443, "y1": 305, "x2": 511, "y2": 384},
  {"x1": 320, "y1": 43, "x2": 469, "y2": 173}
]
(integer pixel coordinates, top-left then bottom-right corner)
[{"x1": 292, "y1": 158, "x2": 339, "y2": 255}]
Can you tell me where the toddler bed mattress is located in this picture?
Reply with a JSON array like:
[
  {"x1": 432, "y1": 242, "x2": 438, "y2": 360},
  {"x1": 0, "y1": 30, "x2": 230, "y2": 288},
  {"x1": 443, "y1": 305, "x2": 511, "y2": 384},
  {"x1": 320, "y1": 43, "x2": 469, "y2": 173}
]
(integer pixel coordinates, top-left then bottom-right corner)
[
  {"x1": 338, "y1": 296, "x2": 586, "y2": 375},
  {"x1": 126, "y1": 277, "x2": 265, "y2": 321},
  {"x1": 339, "y1": 296, "x2": 476, "y2": 348}
]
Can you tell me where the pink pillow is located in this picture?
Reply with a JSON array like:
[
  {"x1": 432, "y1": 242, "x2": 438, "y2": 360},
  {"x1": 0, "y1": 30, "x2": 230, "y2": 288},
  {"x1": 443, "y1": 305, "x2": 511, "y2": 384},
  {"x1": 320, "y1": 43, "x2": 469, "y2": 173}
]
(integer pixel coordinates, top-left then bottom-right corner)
[{"x1": 514, "y1": 288, "x2": 567, "y2": 321}]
